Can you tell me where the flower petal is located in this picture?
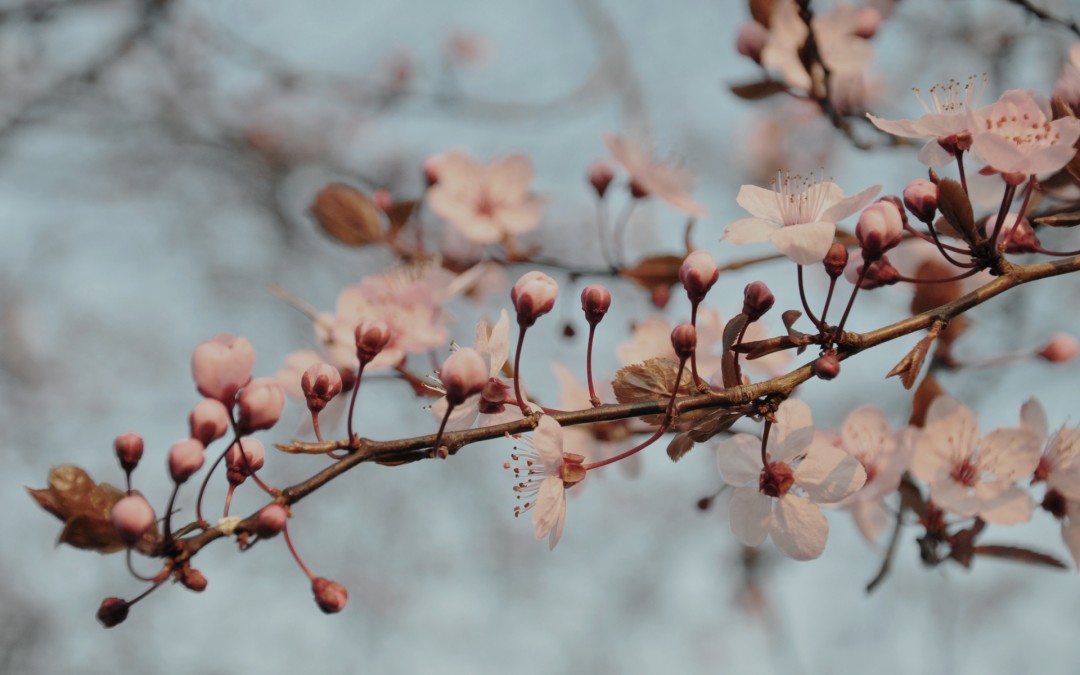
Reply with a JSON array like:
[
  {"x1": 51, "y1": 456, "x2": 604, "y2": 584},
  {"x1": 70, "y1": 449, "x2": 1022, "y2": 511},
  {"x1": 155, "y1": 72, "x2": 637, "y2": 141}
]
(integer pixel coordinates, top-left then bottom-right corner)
[
  {"x1": 531, "y1": 476, "x2": 567, "y2": 549},
  {"x1": 723, "y1": 217, "x2": 778, "y2": 244},
  {"x1": 851, "y1": 499, "x2": 892, "y2": 545},
  {"x1": 735, "y1": 184, "x2": 783, "y2": 221},
  {"x1": 976, "y1": 483, "x2": 1033, "y2": 525},
  {"x1": 729, "y1": 486, "x2": 771, "y2": 547},
  {"x1": 770, "y1": 399, "x2": 815, "y2": 461},
  {"x1": 430, "y1": 396, "x2": 480, "y2": 432},
  {"x1": 769, "y1": 494, "x2": 828, "y2": 560},
  {"x1": 865, "y1": 114, "x2": 924, "y2": 139},
  {"x1": 716, "y1": 434, "x2": 764, "y2": 486},
  {"x1": 978, "y1": 428, "x2": 1041, "y2": 481},
  {"x1": 1020, "y1": 398, "x2": 1048, "y2": 441},
  {"x1": 930, "y1": 479, "x2": 979, "y2": 517},
  {"x1": 487, "y1": 154, "x2": 533, "y2": 203},
  {"x1": 532, "y1": 416, "x2": 565, "y2": 473},
  {"x1": 795, "y1": 441, "x2": 867, "y2": 503},
  {"x1": 769, "y1": 221, "x2": 836, "y2": 265},
  {"x1": 819, "y1": 184, "x2": 881, "y2": 223},
  {"x1": 1061, "y1": 515, "x2": 1080, "y2": 569},
  {"x1": 917, "y1": 140, "x2": 955, "y2": 167}
]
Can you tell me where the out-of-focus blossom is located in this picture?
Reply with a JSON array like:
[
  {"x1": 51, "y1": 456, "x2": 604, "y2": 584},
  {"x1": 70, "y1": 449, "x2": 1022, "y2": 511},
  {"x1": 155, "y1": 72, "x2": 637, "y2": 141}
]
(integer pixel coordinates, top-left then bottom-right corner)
[
  {"x1": 968, "y1": 89, "x2": 1080, "y2": 179},
  {"x1": 602, "y1": 133, "x2": 706, "y2": 216},
  {"x1": 1052, "y1": 43, "x2": 1080, "y2": 111},
  {"x1": 1038, "y1": 333, "x2": 1080, "y2": 363},
  {"x1": 912, "y1": 396, "x2": 1040, "y2": 524},
  {"x1": 191, "y1": 334, "x2": 255, "y2": 405},
  {"x1": 426, "y1": 151, "x2": 543, "y2": 245},
  {"x1": 984, "y1": 213, "x2": 1039, "y2": 253},
  {"x1": 716, "y1": 399, "x2": 866, "y2": 560},
  {"x1": 724, "y1": 172, "x2": 880, "y2": 265},
  {"x1": 1025, "y1": 398, "x2": 1080, "y2": 566},
  {"x1": 551, "y1": 362, "x2": 639, "y2": 479}
]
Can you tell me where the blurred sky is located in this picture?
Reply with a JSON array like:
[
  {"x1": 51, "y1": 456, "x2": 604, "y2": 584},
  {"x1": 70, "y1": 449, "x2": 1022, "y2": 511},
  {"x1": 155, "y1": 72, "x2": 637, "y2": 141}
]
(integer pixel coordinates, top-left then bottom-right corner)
[{"x1": 4, "y1": 0, "x2": 1080, "y2": 673}]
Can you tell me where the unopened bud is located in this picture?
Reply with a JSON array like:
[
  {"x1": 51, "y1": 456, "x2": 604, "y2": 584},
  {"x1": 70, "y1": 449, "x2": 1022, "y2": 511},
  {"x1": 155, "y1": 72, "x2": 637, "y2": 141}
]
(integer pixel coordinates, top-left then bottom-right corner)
[
  {"x1": 856, "y1": 201, "x2": 904, "y2": 261},
  {"x1": 301, "y1": 363, "x2": 343, "y2": 413},
  {"x1": 853, "y1": 7, "x2": 882, "y2": 39},
  {"x1": 255, "y1": 504, "x2": 289, "y2": 538},
  {"x1": 735, "y1": 21, "x2": 769, "y2": 63},
  {"x1": 114, "y1": 432, "x2": 144, "y2": 473},
  {"x1": 96, "y1": 597, "x2": 129, "y2": 628},
  {"x1": 441, "y1": 348, "x2": 488, "y2": 406},
  {"x1": 904, "y1": 179, "x2": 938, "y2": 223},
  {"x1": 168, "y1": 438, "x2": 206, "y2": 484},
  {"x1": 511, "y1": 271, "x2": 559, "y2": 327},
  {"x1": 312, "y1": 577, "x2": 349, "y2": 614},
  {"x1": 423, "y1": 154, "x2": 443, "y2": 186},
  {"x1": 580, "y1": 285, "x2": 612, "y2": 325},
  {"x1": 178, "y1": 567, "x2": 207, "y2": 593},
  {"x1": 355, "y1": 319, "x2": 392, "y2": 365},
  {"x1": 237, "y1": 378, "x2": 286, "y2": 434},
  {"x1": 650, "y1": 285, "x2": 671, "y2": 309},
  {"x1": 191, "y1": 334, "x2": 255, "y2": 405},
  {"x1": 1038, "y1": 333, "x2": 1080, "y2": 363},
  {"x1": 846, "y1": 253, "x2": 900, "y2": 289},
  {"x1": 812, "y1": 352, "x2": 841, "y2": 380},
  {"x1": 189, "y1": 398, "x2": 231, "y2": 446},
  {"x1": 372, "y1": 188, "x2": 393, "y2": 213},
  {"x1": 742, "y1": 281, "x2": 775, "y2": 321},
  {"x1": 823, "y1": 243, "x2": 849, "y2": 279},
  {"x1": 111, "y1": 494, "x2": 155, "y2": 545},
  {"x1": 987, "y1": 213, "x2": 1039, "y2": 253},
  {"x1": 225, "y1": 438, "x2": 265, "y2": 484},
  {"x1": 588, "y1": 160, "x2": 615, "y2": 198},
  {"x1": 679, "y1": 250, "x2": 720, "y2": 303},
  {"x1": 671, "y1": 323, "x2": 698, "y2": 360}
]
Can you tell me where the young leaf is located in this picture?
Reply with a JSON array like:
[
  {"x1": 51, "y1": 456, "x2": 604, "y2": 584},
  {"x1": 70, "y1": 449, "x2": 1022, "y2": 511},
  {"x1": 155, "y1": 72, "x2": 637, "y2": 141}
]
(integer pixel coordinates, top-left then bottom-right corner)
[{"x1": 27, "y1": 466, "x2": 129, "y2": 554}]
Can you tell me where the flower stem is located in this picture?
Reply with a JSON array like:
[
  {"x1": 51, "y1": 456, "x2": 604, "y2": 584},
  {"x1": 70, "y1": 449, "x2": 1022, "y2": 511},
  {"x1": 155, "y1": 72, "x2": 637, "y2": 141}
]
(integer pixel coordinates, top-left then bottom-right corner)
[
  {"x1": 431, "y1": 403, "x2": 455, "y2": 458},
  {"x1": 835, "y1": 265, "x2": 868, "y2": 336},
  {"x1": 346, "y1": 362, "x2": 368, "y2": 444},
  {"x1": 797, "y1": 265, "x2": 822, "y2": 329},
  {"x1": 689, "y1": 301, "x2": 703, "y2": 387},
  {"x1": 513, "y1": 327, "x2": 530, "y2": 415},
  {"x1": 282, "y1": 521, "x2": 315, "y2": 581},
  {"x1": 585, "y1": 323, "x2": 600, "y2": 406},
  {"x1": 988, "y1": 182, "x2": 1018, "y2": 250}
]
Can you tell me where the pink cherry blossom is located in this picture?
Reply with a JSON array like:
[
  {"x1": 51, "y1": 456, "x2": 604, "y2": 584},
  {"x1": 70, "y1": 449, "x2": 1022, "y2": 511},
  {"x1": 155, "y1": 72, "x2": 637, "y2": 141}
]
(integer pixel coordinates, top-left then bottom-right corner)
[
  {"x1": 506, "y1": 416, "x2": 587, "y2": 550},
  {"x1": 426, "y1": 151, "x2": 543, "y2": 245},
  {"x1": 715, "y1": 399, "x2": 867, "y2": 560},
  {"x1": 191, "y1": 334, "x2": 255, "y2": 405},
  {"x1": 724, "y1": 172, "x2": 880, "y2": 265},
  {"x1": 912, "y1": 396, "x2": 1040, "y2": 524},
  {"x1": 551, "y1": 362, "x2": 640, "y2": 480},
  {"x1": 969, "y1": 89, "x2": 1080, "y2": 177},
  {"x1": 602, "y1": 133, "x2": 706, "y2": 216},
  {"x1": 867, "y1": 75, "x2": 987, "y2": 166},
  {"x1": 1022, "y1": 399, "x2": 1080, "y2": 566}
]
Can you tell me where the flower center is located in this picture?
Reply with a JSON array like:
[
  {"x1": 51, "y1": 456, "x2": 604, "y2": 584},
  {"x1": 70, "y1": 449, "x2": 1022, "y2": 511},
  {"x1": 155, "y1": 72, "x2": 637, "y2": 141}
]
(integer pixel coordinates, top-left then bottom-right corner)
[
  {"x1": 1041, "y1": 488, "x2": 1068, "y2": 520},
  {"x1": 914, "y1": 74, "x2": 986, "y2": 116},
  {"x1": 949, "y1": 459, "x2": 978, "y2": 486},
  {"x1": 478, "y1": 378, "x2": 510, "y2": 414},
  {"x1": 771, "y1": 171, "x2": 829, "y2": 227},
  {"x1": 759, "y1": 461, "x2": 795, "y2": 498},
  {"x1": 983, "y1": 109, "x2": 1059, "y2": 149}
]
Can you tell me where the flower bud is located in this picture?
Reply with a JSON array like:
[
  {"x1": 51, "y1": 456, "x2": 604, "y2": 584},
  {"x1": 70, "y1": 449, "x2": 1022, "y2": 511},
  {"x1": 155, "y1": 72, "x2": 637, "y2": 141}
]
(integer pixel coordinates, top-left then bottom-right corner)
[
  {"x1": 255, "y1": 503, "x2": 289, "y2": 538},
  {"x1": 987, "y1": 213, "x2": 1039, "y2": 253},
  {"x1": 168, "y1": 438, "x2": 206, "y2": 484},
  {"x1": 189, "y1": 398, "x2": 231, "y2": 447},
  {"x1": 812, "y1": 352, "x2": 841, "y2": 380},
  {"x1": 178, "y1": 567, "x2": 207, "y2": 593},
  {"x1": 823, "y1": 243, "x2": 849, "y2": 280},
  {"x1": 312, "y1": 577, "x2": 348, "y2": 614},
  {"x1": 96, "y1": 597, "x2": 129, "y2": 628},
  {"x1": 853, "y1": 7, "x2": 882, "y2": 39},
  {"x1": 588, "y1": 160, "x2": 615, "y2": 198},
  {"x1": 237, "y1": 378, "x2": 286, "y2": 434},
  {"x1": 225, "y1": 438, "x2": 265, "y2": 484},
  {"x1": 355, "y1": 319, "x2": 392, "y2": 366},
  {"x1": 301, "y1": 363, "x2": 343, "y2": 413},
  {"x1": 742, "y1": 281, "x2": 775, "y2": 322},
  {"x1": 679, "y1": 250, "x2": 720, "y2": 303},
  {"x1": 511, "y1": 271, "x2": 559, "y2": 327},
  {"x1": 423, "y1": 154, "x2": 443, "y2": 186},
  {"x1": 846, "y1": 253, "x2": 900, "y2": 289},
  {"x1": 1038, "y1": 333, "x2": 1080, "y2": 363},
  {"x1": 629, "y1": 179, "x2": 649, "y2": 199},
  {"x1": 903, "y1": 179, "x2": 938, "y2": 223},
  {"x1": 671, "y1": 323, "x2": 697, "y2": 360},
  {"x1": 650, "y1": 285, "x2": 671, "y2": 309},
  {"x1": 856, "y1": 201, "x2": 904, "y2": 261},
  {"x1": 441, "y1": 348, "x2": 488, "y2": 406},
  {"x1": 372, "y1": 188, "x2": 393, "y2": 213},
  {"x1": 111, "y1": 494, "x2": 155, "y2": 545},
  {"x1": 114, "y1": 432, "x2": 144, "y2": 473},
  {"x1": 191, "y1": 334, "x2": 255, "y2": 405},
  {"x1": 580, "y1": 285, "x2": 612, "y2": 325},
  {"x1": 735, "y1": 21, "x2": 769, "y2": 63}
]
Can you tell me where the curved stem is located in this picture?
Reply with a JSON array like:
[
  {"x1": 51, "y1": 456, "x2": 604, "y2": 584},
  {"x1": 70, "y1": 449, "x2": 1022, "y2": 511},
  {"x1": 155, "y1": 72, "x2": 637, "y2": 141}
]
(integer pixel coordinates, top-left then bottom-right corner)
[
  {"x1": 797, "y1": 265, "x2": 822, "y2": 329},
  {"x1": 346, "y1": 362, "x2": 367, "y2": 443},
  {"x1": 163, "y1": 483, "x2": 181, "y2": 541},
  {"x1": 924, "y1": 218, "x2": 977, "y2": 268},
  {"x1": 759, "y1": 420, "x2": 775, "y2": 481},
  {"x1": 989, "y1": 182, "x2": 1018, "y2": 250},
  {"x1": 893, "y1": 267, "x2": 981, "y2": 284},
  {"x1": 512, "y1": 326, "x2": 530, "y2": 415},
  {"x1": 956, "y1": 150, "x2": 968, "y2": 194},
  {"x1": 431, "y1": 402, "x2": 455, "y2": 458},
  {"x1": 835, "y1": 264, "x2": 869, "y2": 335},
  {"x1": 689, "y1": 301, "x2": 703, "y2": 387},
  {"x1": 281, "y1": 521, "x2": 315, "y2": 581},
  {"x1": 819, "y1": 277, "x2": 837, "y2": 325},
  {"x1": 223, "y1": 483, "x2": 237, "y2": 518},
  {"x1": 585, "y1": 323, "x2": 600, "y2": 406},
  {"x1": 125, "y1": 548, "x2": 159, "y2": 583},
  {"x1": 311, "y1": 412, "x2": 324, "y2": 443}
]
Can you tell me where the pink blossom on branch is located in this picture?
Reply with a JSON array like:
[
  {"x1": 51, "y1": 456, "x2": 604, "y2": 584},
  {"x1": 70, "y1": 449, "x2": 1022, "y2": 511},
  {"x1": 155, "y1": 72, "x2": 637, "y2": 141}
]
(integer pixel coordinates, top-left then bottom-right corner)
[
  {"x1": 602, "y1": 133, "x2": 706, "y2": 216},
  {"x1": 968, "y1": 89, "x2": 1080, "y2": 178}
]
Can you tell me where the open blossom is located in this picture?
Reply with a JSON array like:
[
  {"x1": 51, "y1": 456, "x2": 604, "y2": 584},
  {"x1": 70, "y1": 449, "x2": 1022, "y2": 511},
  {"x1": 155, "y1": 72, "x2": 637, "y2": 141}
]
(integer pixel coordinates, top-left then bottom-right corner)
[
  {"x1": 506, "y1": 416, "x2": 587, "y2": 549},
  {"x1": 724, "y1": 172, "x2": 880, "y2": 265},
  {"x1": 716, "y1": 399, "x2": 867, "y2": 560},
  {"x1": 602, "y1": 133, "x2": 706, "y2": 216},
  {"x1": 867, "y1": 75, "x2": 987, "y2": 166},
  {"x1": 551, "y1": 362, "x2": 639, "y2": 479},
  {"x1": 426, "y1": 151, "x2": 543, "y2": 245},
  {"x1": 912, "y1": 396, "x2": 1040, "y2": 524},
  {"x1": 1025, "y1": 398, "x2": 1080, "y2": 566},
  {"x1": 968, "y1": 89, "x2": 1080, "y2": 178}
]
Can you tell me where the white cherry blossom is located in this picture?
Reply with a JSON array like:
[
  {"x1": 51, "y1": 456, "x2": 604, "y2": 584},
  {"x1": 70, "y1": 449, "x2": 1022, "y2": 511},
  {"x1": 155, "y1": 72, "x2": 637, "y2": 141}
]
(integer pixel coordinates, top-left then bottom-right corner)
[
  {"x1": 968, "y1": 89, "x2": 1080, "y2": 178},
  {"x1": 506, "y1": 416, "x2": 586, "y2": 550}
]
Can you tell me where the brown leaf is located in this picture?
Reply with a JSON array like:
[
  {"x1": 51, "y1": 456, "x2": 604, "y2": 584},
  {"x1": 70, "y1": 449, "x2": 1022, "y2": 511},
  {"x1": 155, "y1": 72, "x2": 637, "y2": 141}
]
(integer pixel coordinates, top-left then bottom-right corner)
[
  {"x1": 886, "y1": 327, "x2": 940, "y2": 390},
  {"x1": 612, "y1": 358, "x2": 698, "y2": 425},
  {"x1": 385, "y1": 200, "x2": 420, "y2": 237},
  {"x1": 748, "y1": 0, "x2": 774, "y2": 26},
  {"x1": 1034, "y1": 211, "x2": 1080, "y2": 228},
  {"x1": 936, "y1": 178, "x2": 976, "y2": 243},
  {"x1": 687, "y1": 408, "x2": 742, "y2": 443},
  {"x1": 910, "y1": 260, "x2": 963, "y2": 315},
  {"x1": 973, "y1": 544, "x2": 1068, "y2": 570},
  {"x1": 309, "y1": 183, "x2": 385, "y2": 246},
  {"x1": 729, "y1": 80, "x2": 789, "y2": 100},
  {"x1": 620, "y1": 255, "x2": 684, "y2": 291},
  {"x1": 666, "y1": 433, "x2": 695, "y2": 462},
  {"x1": 27, "y1": 466, "x2": 128, "y2": 554}
]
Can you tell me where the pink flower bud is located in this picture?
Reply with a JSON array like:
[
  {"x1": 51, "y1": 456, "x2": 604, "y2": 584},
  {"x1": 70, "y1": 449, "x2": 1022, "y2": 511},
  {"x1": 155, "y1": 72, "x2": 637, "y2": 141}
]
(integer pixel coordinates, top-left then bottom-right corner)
[
  {"x1": 853, "y1": 7, "x2": 881, "y2": 39},
  {"x1": 301, "y1": 363, "x2": 343, "y2": 413},
  {"x1": 1039, "y1": 333, "x2": 1080, "y2": 363},
  {"x1": 679, "y1": 250, "x2": 720, "y2": 303},
  {"x1": 823, "y1": 243, "x2": 849, "y2": 280},
  {"x1": 237, "y1": 378, "x2": 286, "y2": 434},
  {"x1": 650, "y1": 285, "x2": 671, "y2": 309},
  {"x1": 191, "y1": 334, "x2": 255, "y2": 405},
  {"x1": 96, "y1": 597, "x2": 129, "y2": 628},
  {"x1": 846, "y1": 253, "x2": 900, "y2": 289},
  {"x1": 189, "y1": 398, "x2": 231, "y2": 446},
  {"x1": 813, "y1": 352, "x2": 841, "y2": 380},
  {"x1": 168, "y1": 438, "x2": 206, "y2": 484},
  {"x1": 987, "y1": 213, "x2": 1040, "y2": 253},
  {"x1": 742, "y1": 281, "x2": 775, "y2": 321},
  {"x1": 580, "y1": 285, "x2": 612, "y2": 325},
  {"x1": 511, "y1": 271, "x2": 559, "y2": 327},
  {"x1": 372, "y1": 188, "x2": 393, "y2": 213},
  {"x1": 671, "y1": 323, "x2": 697, "y2": 360},
  {"x1": 225, "y1": 437, "x2": 265, "y2": 484},
  {"x1": 114, "y1": 432, "x2": 144, "y2": 473},
  {"x1": 588, "y1": 160, "x2": 615, "y2": 198},
  {"x1": 355, "y1": 319, "x2": 392, "y2": 366},
  {"x1": 423, "y1": 154, "x2": 443, "y2": 186},
  {"x1": 312, "y1": 577, "x2": 348, "y2": 614},
  {"x1": 255, "y1": 503, "x2": 288, "y2": 538},
  {"x1": 856, "y1": 201, "x2": 904, "y2": 261},
  {"x1": 903, "y1": 179, "x2": 938, "y2": 223},
  {"x1": 736, "y1": 21, "x2": 769, "y2": 63},
  {"x1": 441, "y1": 348, "x2": 488, "y2": 406},
  {"x1": 111, "y1": 494, "x2": 155, "y2": 545},
  {"x1": 178, "y1": 567, "x2": 207, "y2": 593}
]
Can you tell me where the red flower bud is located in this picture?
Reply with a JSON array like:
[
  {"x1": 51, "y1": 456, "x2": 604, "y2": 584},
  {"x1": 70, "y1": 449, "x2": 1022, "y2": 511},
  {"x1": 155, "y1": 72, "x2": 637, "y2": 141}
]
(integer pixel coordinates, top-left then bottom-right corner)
[
  {"x1": 312, "y1": 577, "x2": 348, "y2": 614},
  {"x1": 511, "y1": 271, "x2": 559, "y2": 327},
  {"x1": 189, "y1": 398, "x2": 231, "y2": 446},
  {"x1": 168, "y1": 438, "x2": 206, "y2": 484},
  {"x1": 114, "y1": 432, "x2": 144, "y2": 473},
  {"x1": 255, "y1": 503, "x2": 289, "y2": 538},
  {"x1": 813, "y1": 353, "x2": 841, "y2": 380},
  {"x1": 178, "y1": 567, "x2": 207, "y2": 593},
  {"x1": 903, "y1": 179, "x2": 938, "y2": 224},
  {"x1": 225, "y1": 437, "x2": 265, "y2": 484},
  {"x1": 823, "y1": 243, "x2": 849, "y2": 280},
  {"x1": 301, "y1": 363, "x2": 344, "y2": 413},
  {"x1": 588, "y1": 160, "x2": 615, "y2": 198},
  {"x1": 96, "y1": 597, "x2": 129, "y2": 628},
  {"x1": 671, "y1": 323, "x2": 697, "y2": 360},
  {"x1": 111, "y1": 494, "x2": 155, "y2": 545},
  {"x1": 580, "y1": 285, "x2": 612, "y2": 325},
  {"x1": 856, "y1": 201, "x2": 904, "y2": 261},
  {"x1": 679, "y1": 250, "x2": 720, "y2": 303},
  {"x1": 1039, "y1": 333, "x2": 1080, "y2": 363},
  {"x1": 355, "y1": 319, "x2": 392, "y2": 365},
  {"x1": 237, "y1": 378, "x2": 286, "y2": 434},
  {"x1": 742, "y1": 281, "x2": 775, "y2": 321},
  {"x1": 441, "y1": 348, "x2": 488, "y2": 406}
]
